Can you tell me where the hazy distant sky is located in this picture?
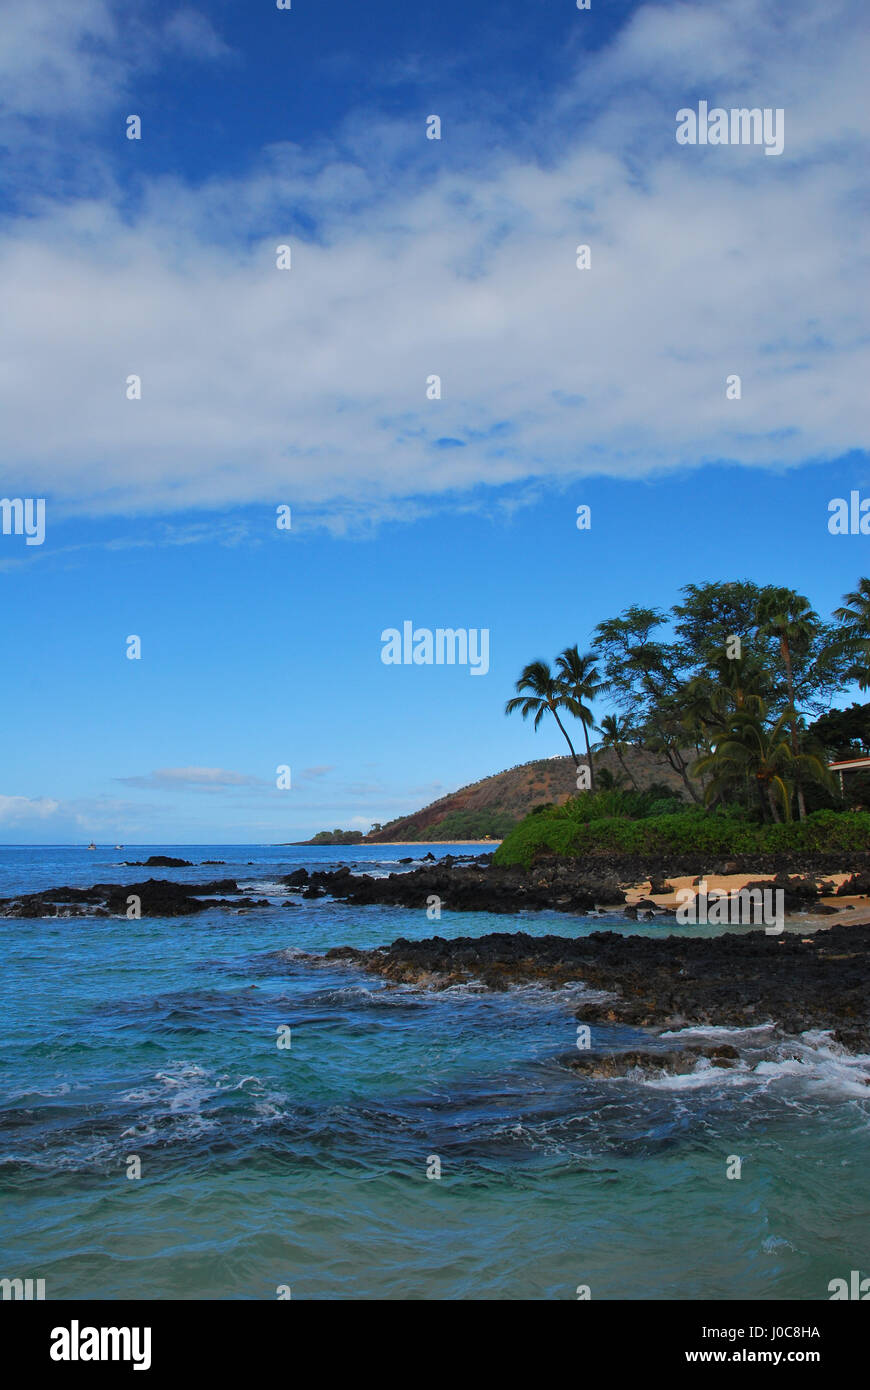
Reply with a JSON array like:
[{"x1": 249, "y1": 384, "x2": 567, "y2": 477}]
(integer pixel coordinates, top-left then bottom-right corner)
[{"x1": 1, "y1": 0, "x2": 868, "y2": 842}]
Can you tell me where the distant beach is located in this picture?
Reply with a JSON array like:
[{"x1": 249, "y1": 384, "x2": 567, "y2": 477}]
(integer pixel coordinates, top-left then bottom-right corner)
[{"x1": 362, "y1": 839, "x2": 502, "y2": 846}]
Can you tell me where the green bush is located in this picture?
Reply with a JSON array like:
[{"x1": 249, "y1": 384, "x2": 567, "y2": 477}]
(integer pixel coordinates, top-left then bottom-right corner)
[
  {"x1": 493, "y1": 804, "x2": 870, "y2": 867},
  {"x1": 413, "y1": 809, "x2": 517, "y2": 841}
]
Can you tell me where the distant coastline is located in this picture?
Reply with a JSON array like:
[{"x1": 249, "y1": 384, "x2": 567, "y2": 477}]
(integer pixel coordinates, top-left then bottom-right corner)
[{"x1": 284, "y1": 839, "x2": 502, "y2": 847}]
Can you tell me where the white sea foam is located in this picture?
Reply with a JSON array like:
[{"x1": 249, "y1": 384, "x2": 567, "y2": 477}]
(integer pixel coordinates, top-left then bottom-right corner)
[
  {"x1": 129, "y1": 1061, "x2": 219, "y2": 1134},
  {"x1": 762, "y1": 1234, "x2": 797, "y2": 1254},
  {"x1": 642, "y1": 1031, "x2": 870, "y2": 1099},
  {"x1": 219, "y1": 1074, "x2": 262, "y2": 1092},
  {"x1": 643, "y1": 1060, "x2": 755, "y2": 1091},
  {"x1": 660, "y1": 1023, "x2": 776, "y2": 1040},
  {"x1": 4, "y1": 1081, "x2": 75, "y2": 1102},
  {"x1": 120, "y1": 1121, "x2": 157, "y2": 1141}
]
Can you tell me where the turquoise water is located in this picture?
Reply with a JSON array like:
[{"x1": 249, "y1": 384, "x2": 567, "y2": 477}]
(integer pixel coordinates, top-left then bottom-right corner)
[{"x1": 1, "y1": 844, "x2": 868, "y2": 1300}]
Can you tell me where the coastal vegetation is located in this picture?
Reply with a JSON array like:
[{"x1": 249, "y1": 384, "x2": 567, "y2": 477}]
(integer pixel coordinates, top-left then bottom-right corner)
[
  {"x1": 497, "y1": 577, "x2": 870, "y2": 865},
  {"x1": 299, "y1": 829, "x2": 366, "y2": 845},
  {"x1": 495, "y1": 796, "x2": 870, "y2": 868}
]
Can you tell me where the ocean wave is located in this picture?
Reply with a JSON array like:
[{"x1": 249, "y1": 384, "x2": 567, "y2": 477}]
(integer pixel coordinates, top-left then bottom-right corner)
[
  {"x1": 301, "y1": 983, "x2": 423, "y2": 1009},
  {"x1": 660, "y1": 1023, "x2": 777, "y2": 1040},
  {"x1": 641, "y1": 1032, "x2": 870, "y2": 1098},
  {"x1": 0, "y1": 1081, "x2": 76, "y2": 1104}
]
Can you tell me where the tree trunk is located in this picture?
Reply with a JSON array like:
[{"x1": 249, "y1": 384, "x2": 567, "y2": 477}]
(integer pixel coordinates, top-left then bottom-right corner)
[
  {"x1": 581, "y1": 721, "x2": 595, "y2": 792},
  {"x1": 616, "y1": 747, "x2": 639, "y2": 790},
  {"x1": 663, "y1": 742, "x2": 703, "y2": 804},
  {"x1": 552, "y1": 707, "x2": 580, "y2": 766},
  {"x1": 782, "y1": 640, "x2": 807, "y2": 820}
]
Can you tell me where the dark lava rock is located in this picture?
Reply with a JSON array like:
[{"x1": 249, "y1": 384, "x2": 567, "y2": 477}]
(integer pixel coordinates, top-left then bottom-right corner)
[
  {"x1": 123, "y1": 855, "x2": 193, "y2": 868},
  {"x1": 283, "y1": 869, "x2": 309, "y2": 886},
  {"x1": 530, "y1": 851, "x2": 870, "y2": 881},
  {"x1": 737, "y1": 873, "x2": 823, "y2": 912},
  {"x1": 648, "y1": 876, "x2": 674, "y2": 895},
  {"x1": 837, "y1": 872, "x2": 870, "y2": 896},
  {"x1": 303, "y1": 863, "x2": 627, "y2": 915},
  {"x1": 304, "y1": 858, "x2": 870, "y2": 920},
  {"x1": 329, "y1": 924, "x2": 870, "y2": 1050},
  {"x1": 566, "y1": 1043, "x2": 739, "y2": 1079},
  {"x1": 0, "y1": 877, "x2": 244, "y2": 919},
  {"x1": 296, "y1": 850, "x2": 867, "y2": 928}
]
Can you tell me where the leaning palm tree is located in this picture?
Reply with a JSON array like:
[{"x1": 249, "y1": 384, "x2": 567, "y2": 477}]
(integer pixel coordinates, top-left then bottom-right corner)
[
  {"x1": 756, "y1": 588, "x2": 818, "y2": 820},
  {"x1": 505, "y1": 660, "x2": 579, "y2": 766},
  {"x1": 834, "y1": 578, "x2": 870, "y2": 689},
  {"x1": 555, "y1": 646, "x2": 607, "y2": 791},
  {"x1": 595, "y1": 714, "x2": 639, "y2": 789}
]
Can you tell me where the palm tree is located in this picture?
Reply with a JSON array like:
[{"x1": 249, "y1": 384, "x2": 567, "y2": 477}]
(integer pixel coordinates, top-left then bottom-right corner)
[
  {"x1": 756, "y1": 588, "x2": 818, "y2": 820},
  {"x1": 555, "y1": 646, "x2": 607, "y2": 791},
  {"x1": 505, "y1": 660, "x2": 579, "y2": 766},
  {"x1": 693, "y1": 704, "x2": 832, "y2": 822},
  {"x1": 595, "y1": 714, "x2": 639, "y2": 789},
  {"x1": 834, "y1": 578, "x2": 870, "y2": 689}
]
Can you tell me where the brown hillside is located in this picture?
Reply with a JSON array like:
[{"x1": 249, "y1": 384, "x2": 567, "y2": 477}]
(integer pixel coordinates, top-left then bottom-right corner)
[{"x1": 364, "y1": 749, "x2": 689, "y2": 842}]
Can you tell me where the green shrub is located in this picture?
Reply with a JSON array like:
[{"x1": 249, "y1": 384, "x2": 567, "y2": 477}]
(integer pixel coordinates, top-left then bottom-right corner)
[
  {"x1": 416, "y1": 809, "x2": 518, "y2": 841},
  {"x1": 493, "y1": 805, "x2": 870, "y2": 867}
]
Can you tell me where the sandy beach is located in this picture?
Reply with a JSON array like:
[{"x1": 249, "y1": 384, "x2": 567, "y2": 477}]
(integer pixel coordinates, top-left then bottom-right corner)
[{"x1": 623, "y1": 871, "x2": 870, "y2": 929}]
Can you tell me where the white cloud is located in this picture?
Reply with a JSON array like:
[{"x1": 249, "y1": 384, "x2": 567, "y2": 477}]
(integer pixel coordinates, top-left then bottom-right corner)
[
  {"x1": 0, "y1": 794, "x2": 61, "y2": 822},
  {"x1": 117, "y1": 767, "x2": 268, "y2": 791},
  {"x1": 162, "y1": 9, "x2": 231, "y2": 62},
  {"x1": 0, "y1": 791, "x2": 167, "y2": 842},
  {"x1": 0, "y1": 0, "x2": 867, "y2": 523},
  {"x1": 0, "y1": 1, "x2": 229, "y2": 121},
  {"x1": 0, "y1": 0, "x2": 122, "y2": 121}
]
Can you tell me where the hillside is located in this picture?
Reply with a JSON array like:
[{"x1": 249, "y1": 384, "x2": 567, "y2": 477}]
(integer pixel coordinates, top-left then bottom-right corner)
[{"x1": 364, "y1": 749, "x2": 689, "y2": 842}]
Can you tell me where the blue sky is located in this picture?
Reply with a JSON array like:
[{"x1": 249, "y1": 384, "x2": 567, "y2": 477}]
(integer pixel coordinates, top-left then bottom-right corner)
[{"x1": 0, "y1": 0, "x2": 868, "y2": 843}]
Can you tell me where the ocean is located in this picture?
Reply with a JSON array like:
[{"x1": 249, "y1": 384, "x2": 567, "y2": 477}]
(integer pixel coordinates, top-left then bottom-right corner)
[{"x1": 1, "y1": 843, "x2": 867, "y2": 1301}]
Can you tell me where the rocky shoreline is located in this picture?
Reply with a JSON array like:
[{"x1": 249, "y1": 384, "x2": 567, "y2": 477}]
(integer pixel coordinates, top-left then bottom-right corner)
[
  {"x1": 283, "y1": 854, "x2": 870, "y2": 915},
  {"x1": 5, "y1": 856, "x2": 870, "y2": 1058},
  {"x1": 326, "y1": 922, "x2": 870, "y2": 1052},
  {"x1": 0, "y1": 877, "x2": 270, "y2": 918}
]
